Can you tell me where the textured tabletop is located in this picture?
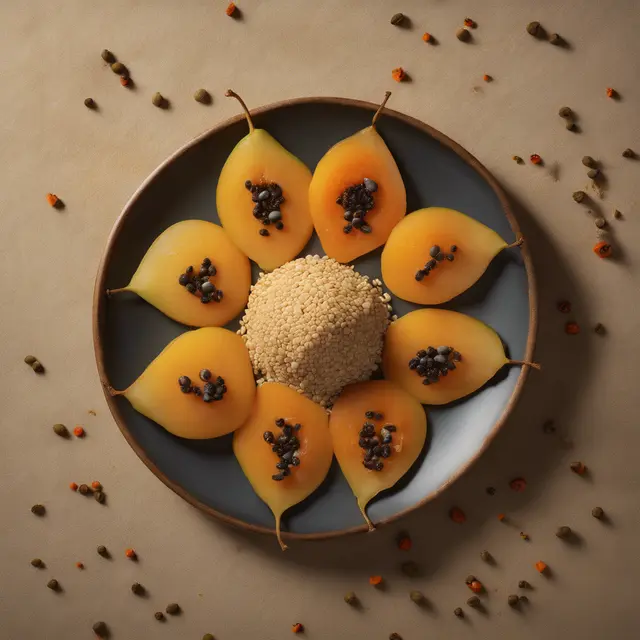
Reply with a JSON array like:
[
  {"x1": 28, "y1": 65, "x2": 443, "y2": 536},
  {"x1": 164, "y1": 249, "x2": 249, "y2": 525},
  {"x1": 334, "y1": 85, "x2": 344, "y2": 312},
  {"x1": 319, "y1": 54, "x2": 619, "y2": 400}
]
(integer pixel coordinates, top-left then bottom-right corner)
[{"x1": 1, "y1": 1, "x2": 638, "y2": 638}]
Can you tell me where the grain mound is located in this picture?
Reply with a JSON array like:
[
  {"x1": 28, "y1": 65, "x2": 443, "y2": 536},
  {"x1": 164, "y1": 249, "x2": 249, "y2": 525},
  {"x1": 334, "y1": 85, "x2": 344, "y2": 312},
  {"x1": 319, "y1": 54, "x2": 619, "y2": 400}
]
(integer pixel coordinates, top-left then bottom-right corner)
[{"x1": 239, "y1": 255, "x2": 390, "y2": 406}]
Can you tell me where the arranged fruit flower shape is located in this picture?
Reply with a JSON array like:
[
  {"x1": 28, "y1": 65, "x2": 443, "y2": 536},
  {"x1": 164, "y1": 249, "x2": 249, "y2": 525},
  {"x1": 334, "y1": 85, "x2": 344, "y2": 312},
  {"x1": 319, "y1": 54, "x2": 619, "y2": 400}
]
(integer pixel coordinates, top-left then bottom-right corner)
[
  {"x1": 216, "y1": 90, "x2": 314, "y2": 271},
  {"x1": 107, "y1": 220, "x2": 251, "y2": 327},
  {"x1": 383, "y1": 309, "x2": 539, "y2": 405},
  {"x1": 309, "y1": 91, "x2": 407, "y2": 263},
  {"x1": 109, "y1": 328, "x2": 256, "y2": 439},
  {"x1": 329, "y1": 380, "x2": 427, "y2": 529},
  {"x1": 233, "y1": 383, "x2": 333, "y2": 550},
  {"x1": 381, "y1": 207, "x2": 524, "y2": 305}
]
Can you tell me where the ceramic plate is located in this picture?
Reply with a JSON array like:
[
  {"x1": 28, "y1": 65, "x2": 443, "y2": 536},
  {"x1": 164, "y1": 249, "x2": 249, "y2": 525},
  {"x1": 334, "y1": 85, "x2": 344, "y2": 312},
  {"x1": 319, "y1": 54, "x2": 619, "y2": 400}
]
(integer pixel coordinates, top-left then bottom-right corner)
[{"x1": 94, "y1": 97, "x2": 536, "y2": 540}]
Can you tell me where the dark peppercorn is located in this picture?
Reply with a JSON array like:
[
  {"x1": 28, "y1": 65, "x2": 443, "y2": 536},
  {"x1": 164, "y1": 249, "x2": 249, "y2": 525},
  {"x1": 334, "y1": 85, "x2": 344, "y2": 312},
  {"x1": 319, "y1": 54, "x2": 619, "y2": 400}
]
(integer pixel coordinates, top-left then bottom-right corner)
[
  {"x1": 400, "y1": 561, "x2": 421, "y2": 577},
  {"x1": 84, "y1": 98, "x2": 97, "y2": 109},
  {"x1": 166, "y1": 603, "x2": 180, "y2": 615},
  {"x1": 47, "y1": 579, "x2": 59, "y2": 590},
  {"x1": 549, "y1": 33, "x2": 563, "y2": 45},
  {"x1": 390, "y1": 13, "x2": 405, "y2": 26},
  {"x1": 152, "y1": 92, "x2": 167, "y2": 108},
  {"x1": 259, "y1": 228, "x2": 269, "y2": 236},
  {"x1": 97, "y1": 545, "x2": 109, "y2": 557},
  {"x1": 31, "y1": 558, "x2": 44, "y2": 568},
  {"x1": 131, "y1": 582, "x2": 145, "y2": 595},
  {"x1": 101, "y1": 49, "x2": 115, "y2": 63},
  {"x1": 389, "y1": 635, "x2": 402, "y2": 640},
  {"x1": 31, "y1": 504, "x2": 45, "y2": 516},
  {"x1": 508, "y1": 594, "x2": 520, "y2": 607},
  {"x1": 582, "y1": 155, "x2": 597, "y2": 168},
  {"x1": 518, "y1": 580, "x2": 530, "y2": 589},
  {"x1": 558, "y1": 106, "x2": 573, "y2": 118},
  {"x1": 454, "y1": 607, "x2": 464, "y2": 617},
  {"x1": 573, "y1": 190, "x2": 586, "y2": 203},
  {"x1": 592, "y1": 506, "x2": 604, "y2": 519},
  {"x1": 622, "y1": 148, "x2": 635, "y2": 158},
  {"x1": 92, "y1": 621, "x2": 108, "y2": 637},
  {"x1": 467, "y1": 595, "x2": 481, "y2": 608},
  {"x1": 202, "y1": 635, "x2": 215, "y2": 640},
  {"x1": 456, "y1": 27, "x2": 471, "y2": 41},
  {"x1": 78, "y1": 484, "x2": 91, "y2": 495},
  {"x1": 480, "y1": 550, "x2": 492, "y2": 562},
  {"x1": 154, "y1": 612, "x2": 165, "y2": 621},
  {"x1": 587, "y1": 168, "x2": 600, "y2": 179},
  {"x1": 94, "y1": 491, "x2": 106, "y2": 504}
]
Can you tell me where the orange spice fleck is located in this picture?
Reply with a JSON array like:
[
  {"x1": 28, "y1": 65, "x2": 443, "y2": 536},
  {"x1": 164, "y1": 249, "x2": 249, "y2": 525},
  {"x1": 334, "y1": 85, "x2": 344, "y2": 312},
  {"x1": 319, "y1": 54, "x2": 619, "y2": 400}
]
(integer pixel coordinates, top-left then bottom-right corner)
[
  {"x1": 464, "y1": 18, "x2": 476, "y2": 28},
  {"x1": 46, "y1": 193, "x2": 59, "y2": 207},
  {"x1": 509, "y1": 477, "x2": 526, "y2": 492},
  {"x1": 535, "y1": 560, "x2": 548, "y2": 573},
  {"x1": 483, "y1": 74, "x2": 492, "y2": 82},
  {"x1": 593, "y1": 241, "x2": 612, "y2": 259},
  {"x1": 91, "y1": 481, "x2": 102, "y2": 491},
  {"x1": 73, "y1": 426, "x2": 85, "y2": 437},
  {"x1": 392, "y1": 67, "x2": 407, "y2": 82},
  {"x1": 570, "y1": 461, "x2": 587, "y2": 475},
  {"x1": 497, "y1": 513, "x2": 506, "y2": 521},
  {"x1": 75, "y1": 562, "x2": 84, "y2": 569},
  {"x1": 565, "y1": 322, "x2": 580, "y2": 335},
  {"x1": 606, "y1": 87, "x2": 617, "y2": 98},
  {"x1": 292, "y1": 623, "x2": 304, "y2": 634},
  {"x1": 530, "y1": 154, "x2": 542, "y2": 165},
  {"x1": 397, "y1": 535, "x2": 412, "y2": 551},
  {"x1": 225, "y1": 2, "x2": 237, "y2": 16},
  {"x1": 449, "y1": 507, "x2": 466, "y2": 523},
  {"x1": 69, "y1": 482, "x2": 78, "y2": 491},
  {"x1": 422, "y1": 32, "x2": 432, "y2": 43},
  {"x1": 125, "y1": 548, "x2": 137, "y2": 559},
  {"x1": 369, "y1": 575, "x2": 383, "y2": 587},
  {"x1": 469, "y1": 580, "x2": 483, "y2": 593}
]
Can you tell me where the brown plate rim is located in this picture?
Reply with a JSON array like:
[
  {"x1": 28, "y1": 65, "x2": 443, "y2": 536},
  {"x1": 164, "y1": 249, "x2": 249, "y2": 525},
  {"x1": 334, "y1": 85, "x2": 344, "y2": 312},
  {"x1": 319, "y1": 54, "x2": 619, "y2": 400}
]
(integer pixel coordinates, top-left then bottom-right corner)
[{"x1": 93, "y1": 95, "x2": 538, "y2": 542}]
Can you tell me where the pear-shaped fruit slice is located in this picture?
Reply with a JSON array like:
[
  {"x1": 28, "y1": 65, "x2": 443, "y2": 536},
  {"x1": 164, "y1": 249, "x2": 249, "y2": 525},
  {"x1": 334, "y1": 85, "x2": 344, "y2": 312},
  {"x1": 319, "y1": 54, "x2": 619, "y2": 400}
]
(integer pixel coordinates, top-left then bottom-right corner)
[
  {"x1": 233, "y1": 382, "x2": 333, "y2": 550},
  {"x1": 381, "y1": 207, "x2": 524, "y2": 304},
  {"x1": 329, "y1": 380, "x2": 427, "y2": 529},
  {"x1": 383, "y1": 309, "x2": 539, "y2": 405},
  {"x1": 216, "y1": 90, "x2": 314, "y2": 272},
  {"x1": 110, "y1": 327, "x2": 256, "y2": 439},
  {"x1": 309, "y1": 92, "x2": 407, "y2": 263},
  {"x1": 107, "y1": 220, "x2": 251, "y2": 327}
]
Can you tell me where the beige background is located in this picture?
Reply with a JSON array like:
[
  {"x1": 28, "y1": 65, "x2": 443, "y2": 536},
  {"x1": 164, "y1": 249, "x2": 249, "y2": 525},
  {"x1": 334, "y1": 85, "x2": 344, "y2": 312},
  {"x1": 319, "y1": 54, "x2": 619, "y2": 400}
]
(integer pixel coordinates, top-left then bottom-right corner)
[{"x1": 1, "y1": 0, "x2": 639, "y2": 638}]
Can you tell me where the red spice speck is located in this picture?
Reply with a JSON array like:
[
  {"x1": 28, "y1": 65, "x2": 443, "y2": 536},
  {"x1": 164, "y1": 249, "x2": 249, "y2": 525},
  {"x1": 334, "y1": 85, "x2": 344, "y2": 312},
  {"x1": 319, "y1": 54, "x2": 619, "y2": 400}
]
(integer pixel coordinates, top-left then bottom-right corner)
[
  {"x1": 46, "y1": 193, "x2": 60, "y2": 207},
  {"x1": 565, "y1": 322, "x2": 580, "y2": 335},
  {"x1": 535, "y1": 560, "x2": 548, "y2": 573},
  {"x1": 392, "y1": 67, "x2": 407, "y2": 82},
  {"x1": 509, "y1": 477, "x2": 527, "y2": 492},
  {"x1": 606, "y1": 87, "x2": 617, "y2": 99},
  {"x1": 292, "y1": 623, "x2": 304, "y2": 634},
  {"x1": 570, "y1": 461, "x2": 587, "y2": 475},
  {"x1": 120, "y1": 76, "x2": 130, "y2": 87},
  {"x1": 464, "y1": 18, "x2": 476, "y2": 28},
  {"x1": 225, "y1": 2, "x2": 237, "y2": 16},
  {"x1": 593, "y1": 241, "x2": 612, "y2": 259},
  {"x1": 397, "y1": 534, "x2": 412, "y2": 551},
  {"x1": 75, "y1": 562, "x2": 84, "y2": 569},
  {"x1": 449, "y1": 507, "x2": 466, "y2": 524},
  {"x1": 91, "y1": 481, "x2": 102, "y2": 491},
  {"x1": 73, "y1": 426, "x2": 85, "y2": 437},
  {"x1": 469, "y1": 580, "x2": 483, "y2": 593},
  {"x1": 483, "y1": 74, "x2": 492, "y2": 82},
  {"x1": 369, "y1": 575, "x2": 383, "y2": 586},
  {"x1": 497, "y1": 513, "x2": 506, "y2": 522},
  {"x1": 125, "y1": 548, "x2": 137, "y2": 560},
  {"x1": 422, "y1": 32, "x2": 432, "y2": 43},
  {"x1": 69, "y1": 482, "x2": 78, "y2": 491},
  {"x1": 530, "y1": 154, "x2": 542, "y2": 165}
]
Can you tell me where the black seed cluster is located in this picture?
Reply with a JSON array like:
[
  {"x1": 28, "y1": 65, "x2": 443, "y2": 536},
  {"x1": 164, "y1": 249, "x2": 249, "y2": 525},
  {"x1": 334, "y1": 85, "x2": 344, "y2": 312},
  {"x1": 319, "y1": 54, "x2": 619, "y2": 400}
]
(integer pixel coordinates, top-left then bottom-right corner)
[
  {"x1": 338, "y1": 178, "x2": 377, "y2": 234},
  {"x1": 408, "y1": 346, "x2": 461, "y2": 385},
  {"x1": 178, "y1": 257, "x2": 223, "y2": 303},
  {"x1": 177, "y1": 369, "x2": 227, "y2": 402},
  {"x1": 264, "y1": 418, "x2": 302, "y2": 481},
  {"x1": 415, "y1": 244, "x2": 457, "y2": 281},
  {"x1": 245, "y1": 180, "x2": 285, "y2": 234},
  {"x1": 359, "y1": 411, "x2": 395, "y2": 471}
]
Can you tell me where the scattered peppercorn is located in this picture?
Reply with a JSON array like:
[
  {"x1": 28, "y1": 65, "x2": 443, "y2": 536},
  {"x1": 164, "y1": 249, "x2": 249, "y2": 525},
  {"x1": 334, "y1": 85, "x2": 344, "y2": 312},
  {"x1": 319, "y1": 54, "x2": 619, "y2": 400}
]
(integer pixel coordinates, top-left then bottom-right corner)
[
  {"x1": 94, "y1": 491, "x2": 106, "y2": 504},
  {"x1": 344, "y1": 591, "x2": 358, "y2": 606},
  {"x1": 422, "y1": 32, "x2": 432, "y2": 43},
  {"x1": 573, "y1": 190, "x2": 586, "y2": 203},
  {"x1": 449, "y1": 507, "x2": 466, "y2": 523},
  {"x1": 101, "y1": 49, "x2": 115, "y2": 63},
  {"x1": 53, "y1": 423, "x2": 70, "y2": 438},
  {"x1": 509, "y1": 477, "x2": 527, "y2": 492},
  {"x1": 31, "y1": 558, "x2": 44, "y2": 568},
  {"x1": 225, "y1": 2, "x2": 237, "y2": 17},
  {"x1": 526, "y1": 21, "x2": 542, "y2": 37},
  {"x1": 454, "y1": 607, "x2": 464, "y2": 617},
  {"x1": 465, "y1": 575, "x2": 476, "y2": 585},
  {"x1": 389, "y1": 634, "x2": 403, "y2": 640},
  {"x1": 565, "y1": 322, "x2": 580, "y2": 335},
  {"x1": 518, "y1": 580, "x2": 530, "y2": 589},
  {"x1": 622, "y1": 148, "x2": 635, "y2": 158},
  {"x1": 549, "y1": 33, "x2": 563, "y2": 45},
  {"x1": 558, "y1": 106, "x2": 573, "y2": 118},
  {"x1": 467, "y1": 595, "x2": 481, "y2": 608},
  {"x1": 456, "y1": 27, "x2": 471, "y2": 42},
  {"x1": 154, "y1": 612, "x2": 165, "y2": 621},
  {"x1": 508, "y1": 594, "x2": 520, "y2": 607},
  {"x1": 543, "y1": 419, "x2": 556, "y2": 433},
  {"x1": 397, "y1": 533, "x2": 412, "y2": 551},
  {"x1": 110, "y1": 62, "x2": 127, "y2": 76},
  {"x1": 92, "y1": 621, "x2": 108, "y2": 637},
  {"x1": 593, "y1": 241, "x2": 612, "y2": 259},
  {"x1": 390, "y1": 13, "x2": 405, "y2": 26},
  {"x1": 392, "y1": 67, "x2": 407, "y2": 82},
  {"x1": 84, "y1": 97, "x2": 96, "y2": 109},
  {"x1": 78, "y1": 484, "x2": 91, "y2": 495},
  {"x1": 486, "y1": 486, "x2": 496, "y2": 495},
  {"x1": 73, "y1": 426, "x2": 85, "y2": 437},
  {"x1": 480, "y1": 550, "x2": 492, "y2": 562},
  {"x1": 530, "y1": 154, "x2": 542, "y2": 165},
  {"x1": 595, "y1": 217, "x2": 606, "y2": 229},
  {"x1": 369, "y1": 575, "x2": 383, "y2": 587},
  {"x1": 203, "y1": 635, "x2": 215, "y2": 640},
  {"x1": 194, "y1": 88, "x2": 211, "y2": 104},
  {"x1": 166, "y1": 603, "x2": 180, "y2": 615},
  {"x1": 512, "y1": 155, "x2": 524, "y2": 164},
  {"x1": 97, "y1": 545, "x2": 109, "y2": 557},
  {"x1": 31, "y1": 504, "x2": 45, "y2": 516},
  {"x1": 606, "y1": 87, "x2": 618, "y2": 99},
  {"x1": 565, "y1": 120, "x2": 576, "y2": 131},
  {"x1": 125, "y1": 548, "x2": 137, "y2": 559},
  {"x1": 614, "y1": 209, "x2": 623, "y2": 220},
  {"x1": 592, "y1": 507, "x2": 604, "y2": 519},
  {"x1": 131, "y1": 582, "x2": 145, "y2": 595},
  {"x1": 570, "y1": 461, "x2": 587, "y2": 475},
  {"x1": 556, "y1": 526, "x2": 572, "y2": 539},
  {"x1": 47, "y1": 579, "x2": 59, "y2": 590},
  {"x1": 292, "y1": 623, "x2": 304, "y2": 633},
  {"x1": 400, "y1": 561, "x2": 421, "y2": 577},
  {"x1": 587, "y1": 168, "x2": 600, "y2": 180},
  {"x1": 410, "y1": 590, "x2": 425, "y2": 604},
  {"x1": 76, "y1": 562, "x2": 84, "y2": 569},
  {"x1": 535, "y1": 560, "x2": 548, "y2": 573},
  {"x1": 152, "y1": 92, "x2": 167, "y2": 108}
]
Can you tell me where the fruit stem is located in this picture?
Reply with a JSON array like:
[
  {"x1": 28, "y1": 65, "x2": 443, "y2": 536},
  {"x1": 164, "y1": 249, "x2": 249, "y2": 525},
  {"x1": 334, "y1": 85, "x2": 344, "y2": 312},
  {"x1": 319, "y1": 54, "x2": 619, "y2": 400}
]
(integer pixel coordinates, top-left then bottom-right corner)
[
  {"x1": 226, "y1": 89, "x2": 254, "y2": 134},
  {"x1": 371, "y1": 91, "x2": 392, "y2": 128},
  {"x1": 506, "y1": 234, "x2": 525, "y2": 250},
  {"x1": 508, "y1": 360, "x2": 542, "y2": 370},
  {"x1": 106, "y1": 385, "x2": 125, "y2": 396},
  {"x1": 358, "y1": 501, "x2": 376, "y2": 531},
  {"x1": 106, "y1": 287, "x2": 130, "y2": 296},
  {"x1": 275, "y1": 515, "x2": 288, "y2": 551}
]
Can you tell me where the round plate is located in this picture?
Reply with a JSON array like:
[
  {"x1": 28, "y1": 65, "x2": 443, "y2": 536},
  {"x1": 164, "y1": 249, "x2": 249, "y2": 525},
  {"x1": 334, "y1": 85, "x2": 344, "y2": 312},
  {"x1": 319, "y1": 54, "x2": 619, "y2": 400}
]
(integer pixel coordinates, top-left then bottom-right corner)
[{"x1": 94, "y1": 97, "x2": 536, "y2": 541}]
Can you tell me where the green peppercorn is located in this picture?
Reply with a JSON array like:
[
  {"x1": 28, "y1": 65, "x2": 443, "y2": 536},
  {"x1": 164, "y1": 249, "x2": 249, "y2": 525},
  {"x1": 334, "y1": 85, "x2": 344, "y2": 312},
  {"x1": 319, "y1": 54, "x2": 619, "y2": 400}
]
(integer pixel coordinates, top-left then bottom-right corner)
[
  {"x1": 390, "y1": 13, "x2": 405, "y2": 26},
  {"x1": 97, "y1": 545, "x2": 109, "y2": 557},
  {"x1": 131, "y1": 582, "x2": 145, "y2": 595},
  {"x1": 518, "y1": 580, "x2": 530, "y2": 588},
  {"x1": 582, "y1": 155, "x2": 596, "y2": 168},
  {"x1": 572, "y1": 190, "x2": 586, "y2": 203},
  {"x1": 558, "y1": 106, "x2": 573, "y2": 119},
  {"x1": 24, "y1": 355, "x2": 36, "y2": 365},
  {"x1": 53, "y1": 423, "x2": 70, "y2": 438},
  {"x1": 454, "y1": 607, "x2": 464, "y2": 617},
  {"x1": 549, "y1": 33, "x2": 563, "y2": 45},
  {"x1": 31, "y1": 504, "x2": 45, "y2": 516},
  {"x1": 47, "y1": 579, "x2": 59, "y2": 590},
  {"x1": 92, "y1": 621, "x2": 108, "y2": 637},
  {"x1": 101, "y1": 49, "x2": 116, "y2": 63},
  {"x1": 110, "y1": 62, "x2": 128, "y2": 76},
  {"x1": 344, "y1": 591, "x2": 358, "y2": 605},
  {"x1": 480, "y1": 550, "x2": 492, "y2": 562},
  {"x1": 410, "y1": 590, "x2": 425, "y2": 604},
  {"x1": 166, "y1": 603, "x2": 180, "y2": 615},
  {"x1": 456, "y1": 27, "x2": 471, "y2": 42},
  {"x1": 587, "y1": 168, "x2": 600, "y2": 180},
  {"x1": 152, "y1": 92, "x2": 166, "y2": 108},
  {"x1": 566, "y1": 121, "x2": 576, "y2": 131},
  {"x1": 592, "y1": 506, "x2": 605, "y2": 519},
  {"x1": 31, "y1": 359, "x2": 44, "y2": 373},
  {"x1": 467, "y1": 595, "x2": 481, "y2": 608},
  {"x1": 154, "y1": 612, "x2": 165, "y2": 621},
  {"x1": 202, "y1": 635, "x2": 215, "y2": 640},
  {"x1": 526, "y1": 21, "x2": 544, "y2": 37},
  {"x1": 508, "y1": 594, "x2": 520, "y2": 607},
  {"x1": 194, "y1": 88, "x2": 211, "y2": 104},
  {"x1": 31, "y1": 558, "x2": 44, "y2": 568},
  {"x1": 94, "y1": 491, "x2": 106, "y2": 504}
]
